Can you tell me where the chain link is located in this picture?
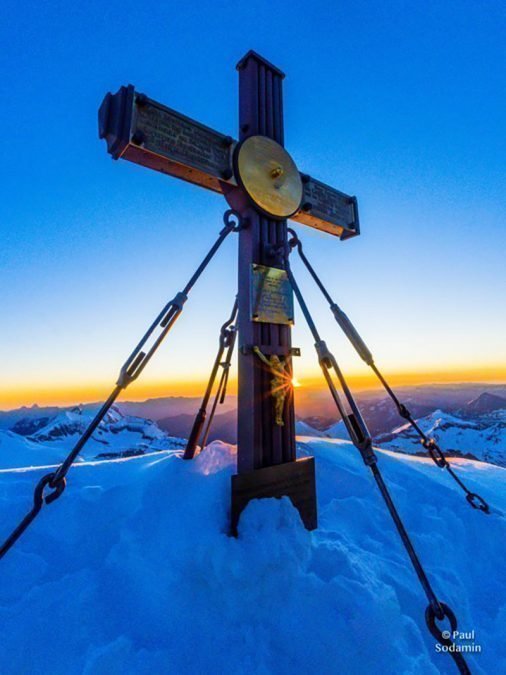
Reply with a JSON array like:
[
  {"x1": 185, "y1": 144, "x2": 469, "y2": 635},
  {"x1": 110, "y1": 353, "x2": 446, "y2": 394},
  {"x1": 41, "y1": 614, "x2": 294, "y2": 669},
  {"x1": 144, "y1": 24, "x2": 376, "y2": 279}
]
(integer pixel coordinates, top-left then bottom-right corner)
[{"x1": 425, "y1": 603, "x2": 472, "y2": 674}]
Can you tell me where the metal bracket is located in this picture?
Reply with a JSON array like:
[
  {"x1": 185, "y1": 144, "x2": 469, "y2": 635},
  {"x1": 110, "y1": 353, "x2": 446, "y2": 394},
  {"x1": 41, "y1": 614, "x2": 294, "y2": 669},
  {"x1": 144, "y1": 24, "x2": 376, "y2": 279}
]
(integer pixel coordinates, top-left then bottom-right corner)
[
  {"x1": 263, "y1": 243, "x2": 286, "y2": 266},
  {"x1": 241, "y1": 345, "x2": 300, "y2": 357}
]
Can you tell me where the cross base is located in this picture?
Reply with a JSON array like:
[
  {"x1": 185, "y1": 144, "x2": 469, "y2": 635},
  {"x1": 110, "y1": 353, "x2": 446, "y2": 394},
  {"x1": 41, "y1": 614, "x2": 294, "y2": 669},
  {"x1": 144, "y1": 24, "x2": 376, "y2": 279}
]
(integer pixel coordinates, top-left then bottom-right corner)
[{"x1": 230, "y1": 457, "x2": 317, "y2": 536}]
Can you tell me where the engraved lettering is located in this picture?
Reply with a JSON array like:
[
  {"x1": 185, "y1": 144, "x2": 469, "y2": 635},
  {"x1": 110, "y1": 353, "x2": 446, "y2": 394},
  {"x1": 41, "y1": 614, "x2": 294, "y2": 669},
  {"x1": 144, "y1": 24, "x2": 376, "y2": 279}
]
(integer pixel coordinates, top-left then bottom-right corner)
[
  {"x1": 251, "y1": 265, "x2": 294, "y2": 325},
  {"x1": 304, "y1": 179, "x2": 353, "y2": 225},
  {"x1": 135, "y1": 104, "x2": 229, "y2": 177}
]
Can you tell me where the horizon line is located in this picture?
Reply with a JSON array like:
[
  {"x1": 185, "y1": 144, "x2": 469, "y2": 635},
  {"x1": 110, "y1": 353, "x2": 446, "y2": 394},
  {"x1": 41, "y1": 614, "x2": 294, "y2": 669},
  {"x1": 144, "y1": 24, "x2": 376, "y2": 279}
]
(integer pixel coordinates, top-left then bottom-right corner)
[{"x1": 1, "y1": 374, "x2": 506, "y2": 411}]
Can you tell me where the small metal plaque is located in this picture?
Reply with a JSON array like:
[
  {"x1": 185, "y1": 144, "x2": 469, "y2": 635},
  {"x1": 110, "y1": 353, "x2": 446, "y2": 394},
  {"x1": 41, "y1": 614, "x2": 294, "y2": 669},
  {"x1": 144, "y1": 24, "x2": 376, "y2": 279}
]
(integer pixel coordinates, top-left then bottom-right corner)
[
  {"x1": 292, "y1": 176, "x2": 359, "y2": 239},
  {"x1": 250, "y1": 264, "x2": 294, "y2": 325}
]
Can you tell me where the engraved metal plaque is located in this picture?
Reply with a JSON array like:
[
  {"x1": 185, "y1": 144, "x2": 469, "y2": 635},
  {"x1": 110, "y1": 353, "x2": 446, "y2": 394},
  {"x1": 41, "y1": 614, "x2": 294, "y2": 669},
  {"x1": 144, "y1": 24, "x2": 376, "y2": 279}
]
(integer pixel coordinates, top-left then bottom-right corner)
[
  {"x1": 292, "y1": 176, "x2": 359, "y2": 239},
  {"x1": 250, "y1": 264, "x2": 294, "y2": 325}
]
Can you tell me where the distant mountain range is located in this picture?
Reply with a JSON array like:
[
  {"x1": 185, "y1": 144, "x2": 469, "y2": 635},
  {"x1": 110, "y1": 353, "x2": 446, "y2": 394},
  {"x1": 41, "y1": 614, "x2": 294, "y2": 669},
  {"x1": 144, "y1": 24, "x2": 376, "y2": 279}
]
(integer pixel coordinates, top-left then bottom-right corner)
[
  {"x1": 463, "y1": 392, "x2": 506, "y2": 415},
  {"x1": 0, "y1": 405, "x2": 185, "y2": 469},
  {"x1": 316, "y1": 392, "x2": 506, "y2": 467},
  {"x1": 296, "y1": 391, "x2": 506, "y2": 468},
  {"x1": 372, "y1": 393, "x2": 506, "y2": 466},
  {"x1": 1, "y1": 386, "x2": 505, "y2": 469},
  {"x1": 158, "y1": 408, "x2": 237, "y2": 445}
]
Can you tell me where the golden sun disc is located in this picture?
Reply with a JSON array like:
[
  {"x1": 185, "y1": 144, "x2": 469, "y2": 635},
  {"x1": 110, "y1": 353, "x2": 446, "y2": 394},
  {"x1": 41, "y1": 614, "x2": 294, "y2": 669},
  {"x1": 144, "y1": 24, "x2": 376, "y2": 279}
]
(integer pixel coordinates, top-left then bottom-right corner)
[{"x1": 236, "y1": 136, "x2": 303, "y2": 219}]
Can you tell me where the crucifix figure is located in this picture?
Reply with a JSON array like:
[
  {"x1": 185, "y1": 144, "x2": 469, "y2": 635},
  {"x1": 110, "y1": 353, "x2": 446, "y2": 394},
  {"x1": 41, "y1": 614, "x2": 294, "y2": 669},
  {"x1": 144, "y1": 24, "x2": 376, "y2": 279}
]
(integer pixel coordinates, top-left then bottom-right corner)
[
  {"x1": 253, "y1": 346, "x2": 291, "y2": 427},
  {"x1": 98, "y1": 50, "x2": 359, "y2": 533}
]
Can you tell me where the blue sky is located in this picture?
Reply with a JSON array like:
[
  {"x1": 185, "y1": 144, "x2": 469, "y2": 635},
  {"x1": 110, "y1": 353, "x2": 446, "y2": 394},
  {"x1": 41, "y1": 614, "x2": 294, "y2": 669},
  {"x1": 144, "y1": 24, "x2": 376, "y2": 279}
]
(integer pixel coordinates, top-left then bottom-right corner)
[{"x1": 1, "y1": 0, "x2": 505, "y2": 407}]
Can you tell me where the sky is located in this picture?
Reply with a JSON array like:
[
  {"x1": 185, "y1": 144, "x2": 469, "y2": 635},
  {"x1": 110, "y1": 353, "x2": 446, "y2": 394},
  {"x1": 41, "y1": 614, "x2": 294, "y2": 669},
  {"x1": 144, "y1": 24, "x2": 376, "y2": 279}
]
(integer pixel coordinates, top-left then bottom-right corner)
[{"x1": 0, "y1": 0, "x2": 505, "y2": 409}]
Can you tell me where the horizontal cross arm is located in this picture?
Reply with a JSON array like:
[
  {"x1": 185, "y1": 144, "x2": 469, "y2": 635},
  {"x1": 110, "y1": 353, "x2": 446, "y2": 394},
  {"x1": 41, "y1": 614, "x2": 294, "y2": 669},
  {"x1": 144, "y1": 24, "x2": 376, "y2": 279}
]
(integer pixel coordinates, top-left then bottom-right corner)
[
  {"x1": 292, "y1": 175, "x2": 359, "y2": 240},
  {"x1": 98, "y1": 85, "x2": 236, "y2": 194},
  {"x1": 98, "y1": 85, "x2": 359, "y2": 240}
]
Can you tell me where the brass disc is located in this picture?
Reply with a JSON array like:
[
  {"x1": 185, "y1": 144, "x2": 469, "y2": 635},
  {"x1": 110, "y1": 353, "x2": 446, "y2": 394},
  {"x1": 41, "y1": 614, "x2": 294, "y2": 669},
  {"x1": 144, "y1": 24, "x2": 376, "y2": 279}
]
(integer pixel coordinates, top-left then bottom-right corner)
[{"x1": 235, "y1": 136, "x2": 303, "y2": 219}]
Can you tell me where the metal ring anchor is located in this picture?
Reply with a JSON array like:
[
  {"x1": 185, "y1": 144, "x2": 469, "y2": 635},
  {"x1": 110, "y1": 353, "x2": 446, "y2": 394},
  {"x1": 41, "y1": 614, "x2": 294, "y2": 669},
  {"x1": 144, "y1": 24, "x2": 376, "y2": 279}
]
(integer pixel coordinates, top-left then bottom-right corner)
[
  {"x1": 425, "y1": 603, "x2": 471, "y2": 674},
  {"x1": 466, "y1": 492, "x2": 490, "y2": 513},
  {"x1": 37, "y1": 473, "x2": 66, "y2": 506},
  {"x1": 223, "y1": 209, "x2": 245, "y2": 232}
]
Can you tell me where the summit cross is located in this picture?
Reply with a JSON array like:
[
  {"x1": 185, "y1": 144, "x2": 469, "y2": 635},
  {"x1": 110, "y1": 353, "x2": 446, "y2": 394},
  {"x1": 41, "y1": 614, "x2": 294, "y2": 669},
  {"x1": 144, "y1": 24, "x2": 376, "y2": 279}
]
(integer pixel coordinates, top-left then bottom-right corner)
[{"x1": 98, "y1": 50, "x2": 359, "y2": 531}]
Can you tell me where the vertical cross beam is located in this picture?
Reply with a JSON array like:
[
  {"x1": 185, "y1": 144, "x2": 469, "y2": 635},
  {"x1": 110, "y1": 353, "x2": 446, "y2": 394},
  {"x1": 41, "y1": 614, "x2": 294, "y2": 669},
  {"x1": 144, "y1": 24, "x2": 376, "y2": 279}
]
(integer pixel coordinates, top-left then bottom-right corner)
[{"x1": 235, "y1": 52, "x2": 296, "y2": 473}]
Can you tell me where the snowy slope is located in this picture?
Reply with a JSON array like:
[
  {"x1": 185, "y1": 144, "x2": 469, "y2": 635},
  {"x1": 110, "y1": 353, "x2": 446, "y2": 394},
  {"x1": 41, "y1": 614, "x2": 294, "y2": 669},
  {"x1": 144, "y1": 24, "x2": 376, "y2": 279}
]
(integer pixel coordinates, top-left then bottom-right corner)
[
  {"x1": 377, "y1": 409, "x2": 506, "y2": 467},
  {"x1": 0, "y1": 430, "x2": 70, "y2": 470},
  {"x1": 294, "y1": 419, "x2": 324, "y2": 437},
  {"x1": 0, "y1": 406, "x2": 186, "y2": 470},
  {"x1": 0, "y1": 438, "x2": 504, "y2": 674},
  {"x1": 322, "y1": 418, "x2": 349, "y2": 440}
]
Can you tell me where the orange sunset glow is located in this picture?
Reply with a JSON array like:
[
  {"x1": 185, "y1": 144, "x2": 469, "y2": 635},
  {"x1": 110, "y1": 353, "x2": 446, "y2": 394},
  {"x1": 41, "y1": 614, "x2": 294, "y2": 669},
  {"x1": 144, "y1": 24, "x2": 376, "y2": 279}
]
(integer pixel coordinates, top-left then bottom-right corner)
[{"x1": 2, "y1": 365, "x2": 505, "y2": 410}]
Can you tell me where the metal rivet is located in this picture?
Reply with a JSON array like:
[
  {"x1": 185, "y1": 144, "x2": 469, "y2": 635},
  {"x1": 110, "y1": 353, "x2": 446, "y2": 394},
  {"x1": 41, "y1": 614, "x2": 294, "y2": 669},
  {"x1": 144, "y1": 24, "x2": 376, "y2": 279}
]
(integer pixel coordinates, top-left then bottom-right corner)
[{"x1": 131, "y1": 131, "x2": 145, "y2": 145}]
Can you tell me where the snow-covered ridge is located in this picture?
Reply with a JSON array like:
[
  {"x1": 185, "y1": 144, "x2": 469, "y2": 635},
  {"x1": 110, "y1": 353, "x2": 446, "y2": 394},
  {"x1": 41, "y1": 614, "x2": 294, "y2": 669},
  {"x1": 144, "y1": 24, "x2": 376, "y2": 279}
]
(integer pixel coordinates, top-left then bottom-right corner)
[
  {"x1": 0, "y1": 438, "x2": 504, "y2": 674},
  {"x1": 312, "y1": 391, "x2": 506, "y2": 468},
  {"x1": 375, "y1": 408, "x2": 506, "y2": 467},
  {"x1": 0, "y1": 405, "x2": 185, "y2": 470},
  {"x1": 294, "y1": 419, "x2": 324, "y2": 437}
]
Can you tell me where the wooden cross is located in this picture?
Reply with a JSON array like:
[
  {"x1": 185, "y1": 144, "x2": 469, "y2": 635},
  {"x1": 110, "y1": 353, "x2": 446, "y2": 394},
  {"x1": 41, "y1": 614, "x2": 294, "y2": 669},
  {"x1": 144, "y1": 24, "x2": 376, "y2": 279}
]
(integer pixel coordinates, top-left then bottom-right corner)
[{"x1": 98, "y1": 50, "x2": 359, "y2": 532}]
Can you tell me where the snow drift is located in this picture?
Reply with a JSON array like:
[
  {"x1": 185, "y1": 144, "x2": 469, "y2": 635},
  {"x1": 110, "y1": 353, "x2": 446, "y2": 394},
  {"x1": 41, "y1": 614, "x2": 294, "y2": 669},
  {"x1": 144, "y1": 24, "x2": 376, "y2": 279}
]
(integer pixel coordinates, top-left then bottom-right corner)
[{"x1": 0, "y1": 438, "x2": 505, "y2": 674}]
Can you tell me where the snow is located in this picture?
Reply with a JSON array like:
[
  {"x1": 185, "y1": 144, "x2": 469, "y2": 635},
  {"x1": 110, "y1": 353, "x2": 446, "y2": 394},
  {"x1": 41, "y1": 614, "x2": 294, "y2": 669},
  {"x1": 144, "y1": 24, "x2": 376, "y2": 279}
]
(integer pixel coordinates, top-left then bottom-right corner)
[
  {"x1": 377, "y1": 409, "x2": 506, "y2": 466},
  {"x1": 0, "y1": 430, "x2": 67, "y2": 470},
  {"x1": 294, "y1": 420, "x2": 324, "y2": 437},
  {"x1": 321, "y1": 419, "x2": 349, "y2": 440},
  {"x1": 0, "y1": 436, "x2": 505, "y2": 674},
  {"x1": 0, "y1": 406, "x2": 186, "y2": 470}
]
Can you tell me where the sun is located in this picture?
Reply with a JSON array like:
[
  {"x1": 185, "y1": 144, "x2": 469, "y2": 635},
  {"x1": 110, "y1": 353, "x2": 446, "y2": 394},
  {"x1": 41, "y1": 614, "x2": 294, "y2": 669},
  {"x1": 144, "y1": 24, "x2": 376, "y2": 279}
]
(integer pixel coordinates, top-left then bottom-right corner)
[{"x1": 291, "y1": 377, "x2": 302, "y2": 388}]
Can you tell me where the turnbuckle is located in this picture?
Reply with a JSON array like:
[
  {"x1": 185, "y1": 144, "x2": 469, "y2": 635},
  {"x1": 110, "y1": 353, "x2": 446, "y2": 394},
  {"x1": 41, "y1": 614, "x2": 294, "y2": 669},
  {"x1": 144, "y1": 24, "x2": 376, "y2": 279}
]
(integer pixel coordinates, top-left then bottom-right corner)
[{"x1": 398, "y1": 403, "x2": 412, "y2": 420}]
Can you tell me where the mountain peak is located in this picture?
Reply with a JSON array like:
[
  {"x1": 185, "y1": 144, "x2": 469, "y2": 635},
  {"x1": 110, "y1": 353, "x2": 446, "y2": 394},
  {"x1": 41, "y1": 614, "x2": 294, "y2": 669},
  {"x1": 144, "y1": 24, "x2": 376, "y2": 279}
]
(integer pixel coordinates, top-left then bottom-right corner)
[{"x1": 465, "y1": 392, "x2": 506, "y2": 414}]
